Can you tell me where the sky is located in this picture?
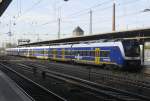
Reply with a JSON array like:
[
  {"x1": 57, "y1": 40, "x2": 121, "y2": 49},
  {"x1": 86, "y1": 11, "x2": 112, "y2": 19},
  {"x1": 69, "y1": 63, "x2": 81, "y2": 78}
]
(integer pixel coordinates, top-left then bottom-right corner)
[{"x1": 0, "y1": 0, "x2": 150, "y2": 46}]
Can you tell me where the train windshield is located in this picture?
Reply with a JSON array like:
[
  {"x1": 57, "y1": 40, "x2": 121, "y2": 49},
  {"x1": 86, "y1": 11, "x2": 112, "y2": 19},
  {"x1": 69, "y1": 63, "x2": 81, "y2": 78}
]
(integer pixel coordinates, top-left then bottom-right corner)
[{"x1": 122, "y1": 40, "x2": 140, "y2": 57}]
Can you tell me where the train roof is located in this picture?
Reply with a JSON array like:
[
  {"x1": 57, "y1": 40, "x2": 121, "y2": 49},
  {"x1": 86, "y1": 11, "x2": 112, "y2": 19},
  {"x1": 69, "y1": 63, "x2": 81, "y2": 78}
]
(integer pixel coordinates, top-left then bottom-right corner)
[
  {"x1": 50, "y1": 44, "x2": 72, "y2": 48},
  {"x1": 72, "y1": 41, "x2": 122, "y2": 48},
  {"x1": 28, "y1": 46, "x2": 49, "y2": 49},
  {"x1": 18, "y1": 27, "x2": 150, "y2": 47},
  {"x1": 9, "y1": 39, "x2": 140, "y2": 50},
  {"x1": 9, "y1": 41, "x2": 124, "y2": 50}
]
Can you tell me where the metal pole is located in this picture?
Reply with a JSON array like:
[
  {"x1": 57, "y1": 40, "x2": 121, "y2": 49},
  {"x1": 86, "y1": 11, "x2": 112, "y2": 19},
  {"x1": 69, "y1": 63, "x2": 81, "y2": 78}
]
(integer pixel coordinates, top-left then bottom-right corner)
[
  {"x1": 89, "y1": 10, "x2": 93, "y2": 35},
  {"x1": 112, "y1": 0, "x2": 116, "y2": 31},
  {"x1": 58, "y1": 18, "x2": 61, "y2": 39},
  {"x1": 9, "y1": 19, "x2": 12, "y2": 44},
  {"x1": 19, "y1": 0, "x2": 21, "y2": 15},
  {"x1": 140, "y1": 45, "x2": 144, "y2": 66}
]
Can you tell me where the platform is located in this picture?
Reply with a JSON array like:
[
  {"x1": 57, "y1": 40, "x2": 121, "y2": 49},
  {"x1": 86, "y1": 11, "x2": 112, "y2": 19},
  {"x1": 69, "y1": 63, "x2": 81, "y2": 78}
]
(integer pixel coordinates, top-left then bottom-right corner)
[{"x1": 0, "y1": 70, "x2": 33, "y2": 101}]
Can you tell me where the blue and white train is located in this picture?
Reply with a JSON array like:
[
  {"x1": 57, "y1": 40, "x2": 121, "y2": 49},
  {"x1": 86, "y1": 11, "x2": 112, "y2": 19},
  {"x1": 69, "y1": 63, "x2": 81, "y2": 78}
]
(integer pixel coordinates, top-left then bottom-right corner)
[{"x1": 6, "y1": 39, "x2": 141, "y2": 69}]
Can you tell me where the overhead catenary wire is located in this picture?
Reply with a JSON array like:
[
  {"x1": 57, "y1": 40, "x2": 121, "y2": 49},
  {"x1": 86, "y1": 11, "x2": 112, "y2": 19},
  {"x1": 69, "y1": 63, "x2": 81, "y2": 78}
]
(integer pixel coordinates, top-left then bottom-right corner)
[
  {"x1": 23, "y1": 0, "x2": 143, "y2": 28},
  {"x1": 14, "y1": 0, "x2": 45, "y2": 21},
  {"x1": 60, "y1": 0, "x2": 142, "y2": 24},
  {"x1": 63, "y1": 0, "x2": 112, "y2": 19},
  {"x1": 40, "y1": 0, "x2": 112, "y2": 27},
  {"x1": 6, "y1": 0, "x2": 149, "y2": 42}
]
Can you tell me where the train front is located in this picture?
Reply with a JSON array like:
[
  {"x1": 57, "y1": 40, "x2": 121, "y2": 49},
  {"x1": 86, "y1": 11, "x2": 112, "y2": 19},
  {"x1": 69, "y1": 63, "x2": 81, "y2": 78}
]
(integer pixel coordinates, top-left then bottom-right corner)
[{"x1": 122, "y1": 39, "x2": 141, "y2": 69}]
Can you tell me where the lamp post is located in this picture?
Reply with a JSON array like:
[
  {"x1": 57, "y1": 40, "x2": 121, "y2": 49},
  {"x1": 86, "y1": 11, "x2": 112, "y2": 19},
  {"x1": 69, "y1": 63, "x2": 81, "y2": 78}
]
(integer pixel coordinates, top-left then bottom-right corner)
[
  {"x1": 57, "y1": 0, "x2": 69, "y2": 39},
  {"x1": 89, "y1": 10, "x2": 93, "y2": 35}
]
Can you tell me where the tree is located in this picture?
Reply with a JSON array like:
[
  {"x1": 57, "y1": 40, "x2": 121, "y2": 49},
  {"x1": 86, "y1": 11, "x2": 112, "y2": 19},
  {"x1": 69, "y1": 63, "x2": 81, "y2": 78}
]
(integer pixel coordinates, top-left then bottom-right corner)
[{"x1": 5, "y1": 43, "x2": 17, "y2": 48}]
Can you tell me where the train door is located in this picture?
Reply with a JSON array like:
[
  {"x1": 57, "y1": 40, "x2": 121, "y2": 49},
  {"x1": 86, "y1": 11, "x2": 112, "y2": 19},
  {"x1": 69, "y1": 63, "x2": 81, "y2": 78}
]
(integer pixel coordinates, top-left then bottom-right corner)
[
  {"x1": 62, "y1": 48, "x2": 65, "y2": 61},
  {"x1": 95, "y1": 48, "x2": 100, "y2": 64}
]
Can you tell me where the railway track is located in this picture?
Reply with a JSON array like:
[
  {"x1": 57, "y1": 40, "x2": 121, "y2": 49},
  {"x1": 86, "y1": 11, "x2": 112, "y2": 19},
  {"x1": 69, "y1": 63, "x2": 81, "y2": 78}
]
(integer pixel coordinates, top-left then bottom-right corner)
[
  {"x1": 3, "y1": 61, "x2": 150, "y2": 101},
  {"x1": 0, "y1": 62, "x2": 110, "y2": 101},
  {"x1": 1, "y1": 56, "x2": 150, "y2": 100},
  {"x1": 24, "y1": 60, "x2": 150, "y2": 91},
  {"x1": 37, "y1": 61, "x2": 150, "y2": 85},
  {"x1": 2, "y1": 56, "x2": 150, "y2": 90},
  {"x1": 0, "y1": 63, "x2": 67, "y2": 101}
]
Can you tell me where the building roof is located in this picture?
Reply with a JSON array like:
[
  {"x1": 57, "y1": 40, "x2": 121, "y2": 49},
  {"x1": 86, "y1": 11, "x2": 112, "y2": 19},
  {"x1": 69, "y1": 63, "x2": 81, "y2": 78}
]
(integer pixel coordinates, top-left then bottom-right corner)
[
  {"x1": 18, "y1": 27, "x2": 150, "y2": 47},
  {"x1": 0, "y1": 0, "x2": 12, "y2": 16},
  {"x1": 73, "y1": 26, "x2": 84, "y2": 32}
]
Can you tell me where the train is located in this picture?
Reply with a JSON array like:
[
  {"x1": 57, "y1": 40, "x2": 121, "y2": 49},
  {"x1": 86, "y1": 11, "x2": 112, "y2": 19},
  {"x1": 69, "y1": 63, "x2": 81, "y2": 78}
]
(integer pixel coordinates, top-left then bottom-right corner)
[{"x1": 6, "y1": 39, "x2": 141, "y2": 69}]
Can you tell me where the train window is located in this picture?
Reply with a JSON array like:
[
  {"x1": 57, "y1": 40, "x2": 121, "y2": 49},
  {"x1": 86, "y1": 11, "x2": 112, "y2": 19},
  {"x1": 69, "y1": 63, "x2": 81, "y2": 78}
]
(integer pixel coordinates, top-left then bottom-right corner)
[
  {"x1": 42, "y1": 50, "x2": 44, "y2": 54},
  {"x1": 122, "y1": 40, "x2": 140, "y2": 57},
  {"x1": 83, "y1": 51, "x2": 85, "y2": 56},
  {"x1": 71, "y1": 50, "x2": 74, "y2": 55},
  {"x1": 88, "y1": 51, "x2": 92, "y2": 56},
  {"x1": 82, "y1": 51, "x2": 85, "y2": 56},
  {"x1": 56, "y1": 50, "x2": 58, "y2": 55},
  {"x1": 76, "y1": 50, "x2": 78, "y2": 55},
  {"x1": 57, "y1": 50, "x2": 60, "y2": 55},
  {"x1": 84, "y1": 51, "x2": 87, "y2": 56},
  {"x1": 51, "y1": 50, "x2": 53, "y2": 54},
  {"x1": 68, "y1": 50, "x2": 70, "y2": 55},
  {"x1": 88, "y1": 51, "x2": 91, "y2": 56},
  {"x1": 75, "y1": 51, "x2": 79, "y2": 55},
  {"x1": 78, "y1": 51, "x2": 81, "y2": 55},
  {"x1": 82, "y1": 51, "x2": 84, "y2": 56},
  {"x1": 65, "y1": 51, "x2": 67, "y2": 55},
  {"x1": 50, "y1": 50, "x2": 53, "y2": 55},
  {"x1": 101, "y1": 51, "x2": 110, "y2": 57},
  {"x1": 44, "y1": 50, "x2": 48, "y2": 54},
  {"x1": 72, "y1": 50, "x2": 76, "y2": 55},
  {"x1": 76, "y1": 51, "x2": 79, "y2": 55},
  {"x1": 69, "y1": 50, "x2": 71, "y2": 55},
  {"x1": 85, "y1": 51, "x2": 88, "y2": 56},
  {"x1": 81, "y1": 51, "x2": 84, "y2": 56},
  {"x1": 56, "y1": 50, "x2": 60, "y2": 55},
  {"x1": 39, "y1": 50, "x2": 44, "y2": 54},
  {"x1": 80, "y1": 51, "x2": 83, "y2": 56},
  {"x1": 49, "y1": 50, "x2": 52, "y2": 55},
  {"x1": 86, "y1": 51, "x2": 89, "y2": 56},
  {"x1": 90, "y1": 51, "x2": 95, "y2": 57},
  {"x1": 65, "y1": 50, "x2": 68, "y2": 55},
  {"x1": 52, "y1": 49, "x2": 55, "y2": 54},
  {"x1": 65, "y1": 50, "x2": 71, "y2": 55},
  {"x1": 59, "y1": 50, "x2": 62, "y2": 55},
  {"x1": 89, "y1": 51, "x2": 91, "y2": 56}
]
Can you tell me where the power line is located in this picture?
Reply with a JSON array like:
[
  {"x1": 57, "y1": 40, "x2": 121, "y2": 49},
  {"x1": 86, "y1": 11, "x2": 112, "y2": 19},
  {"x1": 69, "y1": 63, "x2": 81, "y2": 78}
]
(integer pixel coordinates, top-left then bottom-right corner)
[
  {"x1": 63, "y1": 0, "x2": 112, "y2": 19},
  {"x1": 40, "y1": 20, "x2": 57, "y2": 26},
  {"x1": 117, "y1": 0, "x2": 141, "y2": 7},
  {"x1": 63, "y1": 0, "x2": 142, "y2": 20},
  {"x1": 15, "y1": 0, "x2": 44, "y2": 21}
]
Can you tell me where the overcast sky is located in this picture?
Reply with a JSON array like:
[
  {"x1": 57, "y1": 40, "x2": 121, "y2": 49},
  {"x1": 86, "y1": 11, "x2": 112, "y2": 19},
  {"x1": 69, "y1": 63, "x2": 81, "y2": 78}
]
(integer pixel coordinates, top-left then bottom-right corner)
[{"x1": 0, "y1": 0, "x2": 150, "y2": 46}]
